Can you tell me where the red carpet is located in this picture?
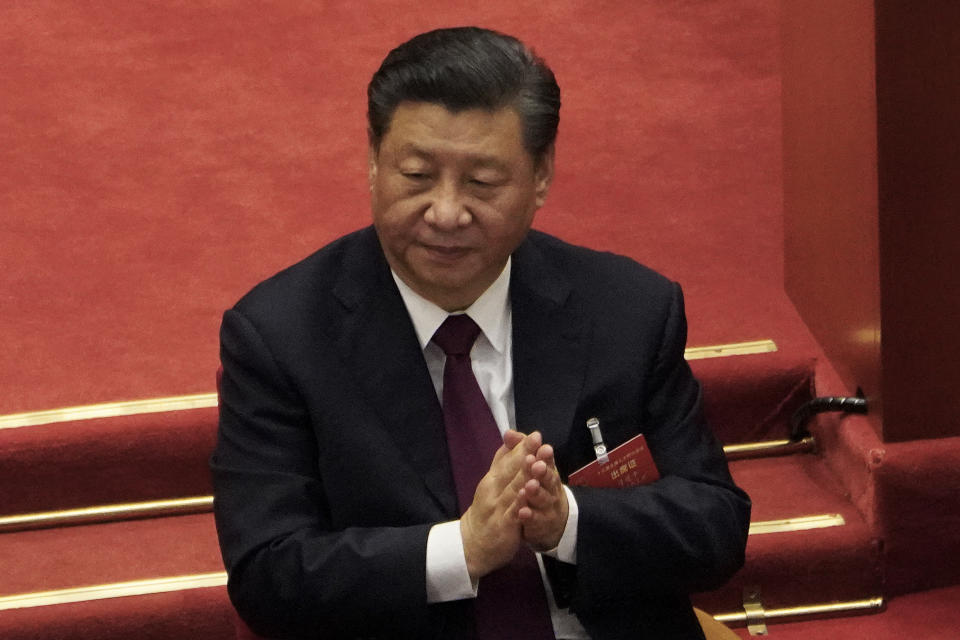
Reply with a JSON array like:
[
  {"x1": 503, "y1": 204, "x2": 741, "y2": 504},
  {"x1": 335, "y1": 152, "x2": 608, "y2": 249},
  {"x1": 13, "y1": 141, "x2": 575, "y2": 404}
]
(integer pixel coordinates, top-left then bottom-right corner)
[
  {"x1": 0, "y1": 587, "x2": 235, "y2": 640},
  {"x1": 693, "y1": 454, "x2": 883, "y2": 614},
  {"x1": 0, "y1": 408, "x2": 217, "y2": 514},
  {"x1": 3, "y1": 1, "x2": 959, "y2": 638},
  {"x1": 1, "y1": 0, "x2": 788, "y2": 413},
  {"x1": 0, "y1": 515, "x2": 222, "y2": 596}
]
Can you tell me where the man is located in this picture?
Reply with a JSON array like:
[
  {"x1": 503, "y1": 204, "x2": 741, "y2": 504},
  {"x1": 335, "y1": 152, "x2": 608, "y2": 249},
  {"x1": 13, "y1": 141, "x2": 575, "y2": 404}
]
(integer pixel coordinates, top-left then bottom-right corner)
[{"x1": 212, "y1": 27, "x2": 750, "y2": 640}]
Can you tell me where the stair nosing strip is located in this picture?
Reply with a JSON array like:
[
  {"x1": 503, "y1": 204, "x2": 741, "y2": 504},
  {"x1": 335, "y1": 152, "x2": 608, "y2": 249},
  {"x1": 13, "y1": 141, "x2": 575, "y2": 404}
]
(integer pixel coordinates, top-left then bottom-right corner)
[
  {"x1": 0, "y1": 394, "x2": 219, "y2": 429},
  {"x1": 0, "y1": 497, "x2": 214, "y2": 533},
  {"x1": 684, "y1": 339, "x2": 778, "y2": 360},
  {"x1": 713, "y1": 595, "x2": 885, "y2": 625},
  {"x1": 0, "y1": 572, "x2": 228, "y2": 611},
  {"x1": 748, "y1": 513, "x2": 846, "y2": 535}
]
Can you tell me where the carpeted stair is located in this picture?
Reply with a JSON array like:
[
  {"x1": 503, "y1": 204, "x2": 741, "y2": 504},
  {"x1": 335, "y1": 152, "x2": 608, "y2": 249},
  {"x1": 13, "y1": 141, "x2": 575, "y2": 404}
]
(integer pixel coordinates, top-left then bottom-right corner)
[{"x1": 4, "y1": 346, "x2": 930, "y2": 638}]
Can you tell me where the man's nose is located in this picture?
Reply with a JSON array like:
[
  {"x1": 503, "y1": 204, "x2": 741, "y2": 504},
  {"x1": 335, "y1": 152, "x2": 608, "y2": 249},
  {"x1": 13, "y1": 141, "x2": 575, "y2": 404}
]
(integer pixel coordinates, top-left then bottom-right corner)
[{"x1": 424, "y1": 180, "x2": 471, "y2": 230}]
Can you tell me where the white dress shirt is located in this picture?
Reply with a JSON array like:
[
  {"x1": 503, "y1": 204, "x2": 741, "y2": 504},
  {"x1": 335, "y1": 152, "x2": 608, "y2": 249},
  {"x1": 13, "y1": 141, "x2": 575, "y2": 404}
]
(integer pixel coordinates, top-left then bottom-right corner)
[{"x1": 392, "y1": 259, "x2": 589, "y2": 639}]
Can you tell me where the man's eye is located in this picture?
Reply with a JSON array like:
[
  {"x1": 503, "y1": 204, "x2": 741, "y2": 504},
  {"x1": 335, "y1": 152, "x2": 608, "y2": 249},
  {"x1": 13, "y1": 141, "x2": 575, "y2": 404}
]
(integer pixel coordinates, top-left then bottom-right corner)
[
  {"x1": 402, "y1": 172, "x2": 429, "y2": 180},
  {"x1": 469, "y1": 178, "x2": 496, "y2": 187}
]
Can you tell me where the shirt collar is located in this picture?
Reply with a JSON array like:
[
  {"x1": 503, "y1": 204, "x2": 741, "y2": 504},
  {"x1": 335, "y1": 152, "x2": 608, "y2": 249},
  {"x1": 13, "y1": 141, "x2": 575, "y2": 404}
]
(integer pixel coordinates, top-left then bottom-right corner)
[{"x1": 392, "y1": 258, "x2": 512, "y2": 354}]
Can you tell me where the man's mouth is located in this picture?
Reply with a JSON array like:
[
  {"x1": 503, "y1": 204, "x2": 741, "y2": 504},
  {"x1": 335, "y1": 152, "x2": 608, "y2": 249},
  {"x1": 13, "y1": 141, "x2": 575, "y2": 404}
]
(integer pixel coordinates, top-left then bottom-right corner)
[{"x1": 421, "y1": 242, "x2": 471, "y2": 258}]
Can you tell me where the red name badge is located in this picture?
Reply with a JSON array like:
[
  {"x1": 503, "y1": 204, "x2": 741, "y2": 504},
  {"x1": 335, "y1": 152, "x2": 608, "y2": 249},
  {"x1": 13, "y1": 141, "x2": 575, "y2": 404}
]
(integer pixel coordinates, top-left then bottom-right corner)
[{"x1": 567, "y1": 433, "x2": 660, "y2": 489}]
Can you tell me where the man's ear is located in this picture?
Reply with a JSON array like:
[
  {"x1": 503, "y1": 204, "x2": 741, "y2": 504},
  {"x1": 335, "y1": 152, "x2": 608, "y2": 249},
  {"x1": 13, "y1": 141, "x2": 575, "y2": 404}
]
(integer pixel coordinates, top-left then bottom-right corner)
[
  {"x1": 368, "y1": 145, "x2": 378, "y2": 192},
  {"x1": 534, "y1": 145, "x2": 555, "y2": 208}
]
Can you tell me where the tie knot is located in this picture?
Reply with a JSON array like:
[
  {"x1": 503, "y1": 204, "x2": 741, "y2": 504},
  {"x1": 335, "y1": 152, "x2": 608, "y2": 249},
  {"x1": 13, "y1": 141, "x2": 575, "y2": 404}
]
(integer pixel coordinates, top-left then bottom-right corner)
[{"x1": 432, "y1": 314, "x2": 482, "y2": 356}]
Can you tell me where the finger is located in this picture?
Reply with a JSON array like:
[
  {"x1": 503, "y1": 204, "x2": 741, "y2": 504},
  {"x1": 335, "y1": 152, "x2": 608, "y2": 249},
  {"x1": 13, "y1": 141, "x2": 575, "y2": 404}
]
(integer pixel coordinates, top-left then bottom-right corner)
[
  {"x1": 524, "y1": 477, "x2": 542, "y2": 497},
  {"x1": 520, "y1": 431, "x2": 542, "y2": 455},
  {"x1": 517, "y1": 485, "x2": 530, "y2": 517},
  {"x1": 517, "y1": 481, "x2": 546, "y2": 519},
  {"x1": 527, "y1": 479, "x2": 564, "y2": 516},
  {"x1": 538, "y1": 464, "x2": 561, "y2": 493},
  {"x1": 490, "y1": 437, "x2": 533, "y2": 483},
  {"x1": 507, "y1": 464, "x2": 530, "y2": 494},
  {"x1": 490, "y1": 435, "x2": 550, "y2": 493},
  {"x1": 526, "y1": 470, "x2": 567, "y2": 509},
  {"x1": 492, "y1": 434, "x2": 521, "y2": 465},
  {"x1": 521, "y1": 480, "x2": 570, "y2": 551},
  {"x1": 535, "y1": 444, "x2": 555, "y2": 466},
  {"x1": 522, "y1": 479, "x2": 555, "y2": 511},
  {"x1": 494, "y1": 465, "x2": 530, "y2": 513},
  {"x1": 501, "y1": 489, "x2": 526, "y2": 527},
  {"x1": 523, "y1": 453, "x2": 542, "y2": 478},
  {"x1": 529, "y1": 459, "x2": 548, "y2": 478},
  {"x1": 532, "y1": 445, "x2": 561, "y2": 492},
  {"x1": 502, "y1": 430, "x2": 525, "y2": 450}
]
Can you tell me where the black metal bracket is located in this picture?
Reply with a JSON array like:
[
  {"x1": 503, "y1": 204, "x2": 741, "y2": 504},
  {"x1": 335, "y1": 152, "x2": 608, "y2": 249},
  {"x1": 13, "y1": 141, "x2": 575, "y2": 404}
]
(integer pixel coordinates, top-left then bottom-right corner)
[{"x1": 789, "y1": 392, "x2": 868, "y2": 441}]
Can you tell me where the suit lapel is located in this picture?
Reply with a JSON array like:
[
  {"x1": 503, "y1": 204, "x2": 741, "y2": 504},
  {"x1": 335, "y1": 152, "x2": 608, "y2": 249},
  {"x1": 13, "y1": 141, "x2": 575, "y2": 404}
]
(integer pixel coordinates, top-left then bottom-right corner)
[
  {"x1": 328, "y1": 229, "x2": 457, "y2": 517},
  {"x1": 510, "y1": 236, "x2": 591, "y2": 471}
]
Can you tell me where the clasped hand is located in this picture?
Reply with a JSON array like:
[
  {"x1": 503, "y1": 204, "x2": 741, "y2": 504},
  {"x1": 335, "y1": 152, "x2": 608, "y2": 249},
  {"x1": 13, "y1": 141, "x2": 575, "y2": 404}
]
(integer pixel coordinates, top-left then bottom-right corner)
[{"x1": 460, "y1": 430, "x2": 569, "y2": 580}]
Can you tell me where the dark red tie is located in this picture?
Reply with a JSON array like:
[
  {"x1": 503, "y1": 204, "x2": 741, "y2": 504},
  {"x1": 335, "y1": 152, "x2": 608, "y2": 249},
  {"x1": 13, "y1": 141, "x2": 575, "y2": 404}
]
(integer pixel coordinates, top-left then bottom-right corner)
[{"x1": 432, "y1": 314, "x2": 555, "y2": 640}]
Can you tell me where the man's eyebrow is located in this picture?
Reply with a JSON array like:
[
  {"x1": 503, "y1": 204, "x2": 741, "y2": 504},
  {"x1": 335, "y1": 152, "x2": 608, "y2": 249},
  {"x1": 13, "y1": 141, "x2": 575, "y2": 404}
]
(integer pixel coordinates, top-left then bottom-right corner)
[
  {"x1": 396, "y1": 143, "x2": 433, "y2": 159},
  {"x1": 469, "y1": 156, "x2": 510, "y2": 172},
  {"x1": 395, "y1": 143, "x2": 510, "y2": 172}
]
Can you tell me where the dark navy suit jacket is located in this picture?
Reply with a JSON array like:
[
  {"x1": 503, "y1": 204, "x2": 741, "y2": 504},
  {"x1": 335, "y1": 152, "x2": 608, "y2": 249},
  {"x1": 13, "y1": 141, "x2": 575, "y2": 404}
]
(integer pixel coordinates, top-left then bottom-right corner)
[{"x1": 211, "y1": 226, "x2": 750, "y2": 639}]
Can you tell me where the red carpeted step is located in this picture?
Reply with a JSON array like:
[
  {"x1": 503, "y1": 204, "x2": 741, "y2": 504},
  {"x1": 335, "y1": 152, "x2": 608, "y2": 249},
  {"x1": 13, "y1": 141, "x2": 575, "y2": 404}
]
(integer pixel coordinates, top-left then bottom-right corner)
[
  {"x1": 691, "y1": 351, "x2": 815, "y2": 444},
  {"x1": 0, "y1": 586, "x2": 235, "y2": 640},
  {"x1": 0, "y1": 397, "x2": 889, "y2": 637},
  {"x1": 0, "y1": 514, "x2": 222, "y2": 596},
  {"x1": 811, "y1": 367, "x2": 960, "y2": 597},
  {"x1": 0, "y1": 350, "x2": 812, "y2": 517},
  {"x1": 0, "y1": 407, "x2": 217, "y2": 515},
  {"x1": 876, "y1": 435, "x2": 960, "y2": 597},
  {"x1": 0, "y1": 513, "x2": 228, "y2": 638},
  {"x1": 693, "y1": 454, "x2": 883, "y2": 613}
]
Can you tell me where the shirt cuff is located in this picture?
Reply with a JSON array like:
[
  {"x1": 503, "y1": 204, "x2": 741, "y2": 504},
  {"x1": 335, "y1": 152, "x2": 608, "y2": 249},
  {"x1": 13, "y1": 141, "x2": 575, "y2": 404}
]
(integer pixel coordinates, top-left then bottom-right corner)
[
  {"x1": 425, "y1": 520, "x2": 478, "y2": 603},
  {"x1": 542, "y1": 484, "x2": 578, "y2": 564}
]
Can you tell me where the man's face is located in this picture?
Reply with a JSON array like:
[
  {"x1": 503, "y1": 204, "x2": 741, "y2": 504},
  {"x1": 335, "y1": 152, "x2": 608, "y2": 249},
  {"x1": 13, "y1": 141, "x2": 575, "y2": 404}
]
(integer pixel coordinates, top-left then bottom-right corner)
[{"x1": 369, "y1": 102, "x2": 553, "y2": 311}]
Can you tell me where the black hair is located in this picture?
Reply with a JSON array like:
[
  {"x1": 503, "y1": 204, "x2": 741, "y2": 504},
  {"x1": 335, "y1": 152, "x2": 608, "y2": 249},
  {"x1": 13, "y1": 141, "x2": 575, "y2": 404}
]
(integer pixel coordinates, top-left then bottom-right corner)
[{"x1": 367, "y1": 27, "x2": 560, "y2": 160}]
